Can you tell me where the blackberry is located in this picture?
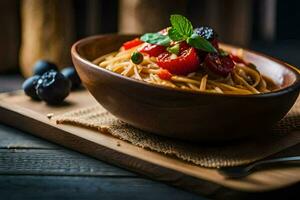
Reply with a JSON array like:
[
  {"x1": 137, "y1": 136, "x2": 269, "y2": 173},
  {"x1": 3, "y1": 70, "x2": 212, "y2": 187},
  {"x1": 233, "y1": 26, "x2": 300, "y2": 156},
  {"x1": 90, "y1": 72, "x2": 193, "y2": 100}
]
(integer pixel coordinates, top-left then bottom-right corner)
[
  {"x1": 194, "y1": 26, "x2": 218, "y2": 41},
  {"x1": 22, "y1": 75, "x2": 41, "y2": 100},
  {"x1": 36, "y1": 70, "x2": 71, "y2": 105},
  {"x1": 61, "y1": 67, "x2": 81, "y2": 89},
  {"x1": 33, "y1": 60, "x2": 58, "y2": 75}
]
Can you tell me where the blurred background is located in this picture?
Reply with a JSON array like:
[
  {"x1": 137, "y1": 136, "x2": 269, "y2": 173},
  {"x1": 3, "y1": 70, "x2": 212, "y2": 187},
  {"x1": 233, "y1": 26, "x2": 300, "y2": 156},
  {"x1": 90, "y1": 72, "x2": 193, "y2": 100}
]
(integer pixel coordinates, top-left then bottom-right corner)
[{"x1": 0, "y1": 0, "x2": 300, "y2": 89}]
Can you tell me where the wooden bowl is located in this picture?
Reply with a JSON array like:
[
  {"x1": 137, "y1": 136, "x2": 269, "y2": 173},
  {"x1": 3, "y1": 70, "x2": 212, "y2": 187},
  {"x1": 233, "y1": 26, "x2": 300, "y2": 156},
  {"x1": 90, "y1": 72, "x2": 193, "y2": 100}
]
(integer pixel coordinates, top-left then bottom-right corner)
[{"x1": 71, "y1": 34, "x2": 300, "y2": 142}]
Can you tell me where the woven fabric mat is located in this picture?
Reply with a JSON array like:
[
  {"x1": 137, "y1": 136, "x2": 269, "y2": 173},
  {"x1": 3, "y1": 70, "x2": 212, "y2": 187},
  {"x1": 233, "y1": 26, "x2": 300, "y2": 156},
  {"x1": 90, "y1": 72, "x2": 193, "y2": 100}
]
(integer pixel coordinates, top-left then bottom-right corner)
[{"x1": 54, "y1": 99, "x2": 300, "y2": 168}]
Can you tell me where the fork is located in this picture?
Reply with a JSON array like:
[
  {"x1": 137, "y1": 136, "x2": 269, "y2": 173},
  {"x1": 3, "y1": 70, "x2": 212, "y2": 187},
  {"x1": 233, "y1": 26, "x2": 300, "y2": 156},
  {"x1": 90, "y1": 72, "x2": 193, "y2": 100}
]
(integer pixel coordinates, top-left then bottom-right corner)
[{"x1": 218, "y1": 156, "x2": 300, "y2": 178}]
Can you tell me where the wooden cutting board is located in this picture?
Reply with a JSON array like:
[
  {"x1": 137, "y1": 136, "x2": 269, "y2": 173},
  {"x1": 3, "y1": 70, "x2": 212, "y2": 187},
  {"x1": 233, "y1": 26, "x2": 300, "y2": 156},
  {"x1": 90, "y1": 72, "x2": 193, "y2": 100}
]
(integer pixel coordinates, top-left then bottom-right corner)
[{"x1": 0, "y1": 90, "x2": 299, "y2": 195}]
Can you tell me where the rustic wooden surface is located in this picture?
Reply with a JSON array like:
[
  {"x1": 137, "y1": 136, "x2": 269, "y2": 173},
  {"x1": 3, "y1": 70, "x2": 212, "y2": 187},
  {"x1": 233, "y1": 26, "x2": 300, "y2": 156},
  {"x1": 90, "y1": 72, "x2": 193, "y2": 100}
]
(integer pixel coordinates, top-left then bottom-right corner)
[
  {"x1": 1, "y1": 88, "x2": 300, "y2": 193},
  {"x1": 0, "y1": 75, "x2": 299, "y2": 199},
  {"x1": 0, "y1": 125, "x2": 209, "y2": 199},
  {"x1": 0, "y1": 124, "x2": 204, "y2": 200}
]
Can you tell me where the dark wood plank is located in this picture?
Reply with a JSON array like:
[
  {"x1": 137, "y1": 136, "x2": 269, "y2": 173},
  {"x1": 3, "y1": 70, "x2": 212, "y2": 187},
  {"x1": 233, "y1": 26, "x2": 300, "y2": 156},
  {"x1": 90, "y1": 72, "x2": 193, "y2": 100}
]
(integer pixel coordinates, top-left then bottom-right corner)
[
  {"x1": 0, "y1": 123, "x2": 299, "y2": 199},
  {"x1": 0, "y1": 124, "x2": 135, "y2": 177},
  {"x1": 0, "y1": 149, "x2": 134, "y2": 177},
  {"x1": 0, "y1": 122, "x2": 208, "y2": 199},
  {"x1": 0, "y1": 119, "x2": 210, "y2": 198},
  {"x1": 0, "y1": 175, "x2": 203, "y2": 200},
  {"x1": 0, "y1": 118, "x2": 210, "y2": 198},
  {"x1": 0, "y1": 124, "x2": 57, "y2": 149}
]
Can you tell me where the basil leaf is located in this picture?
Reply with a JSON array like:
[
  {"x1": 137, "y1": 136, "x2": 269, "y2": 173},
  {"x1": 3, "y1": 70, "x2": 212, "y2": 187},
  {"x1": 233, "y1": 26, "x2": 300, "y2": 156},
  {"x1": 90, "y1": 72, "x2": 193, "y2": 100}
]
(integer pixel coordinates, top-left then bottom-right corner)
[
  {"x1": 157, "y1": 36, "x2": 171, "y2": 46},
  {"x1": 187, "y1": 33, "x2": 217, "y2": 53},
  {"x1": 168, "y1": 27, "x2": 184, "y2": 41},
  {"x1": 167, "y1": 43, "x2": 180, "y2": 55},
  {"x1": 170, "y1": 14, "x2": 193, "y2": 39},
  {"x1": 140, "y1": 33, "x2": 171, "y2": 46}
]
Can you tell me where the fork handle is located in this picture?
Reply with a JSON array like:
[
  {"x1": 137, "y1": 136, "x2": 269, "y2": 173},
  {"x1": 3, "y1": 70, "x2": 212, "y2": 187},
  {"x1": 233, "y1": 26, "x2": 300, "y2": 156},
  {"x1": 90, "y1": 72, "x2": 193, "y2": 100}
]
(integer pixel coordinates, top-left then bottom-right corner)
[{"x1": 249, "y1": 156, "x2": 300, "y2": 170}]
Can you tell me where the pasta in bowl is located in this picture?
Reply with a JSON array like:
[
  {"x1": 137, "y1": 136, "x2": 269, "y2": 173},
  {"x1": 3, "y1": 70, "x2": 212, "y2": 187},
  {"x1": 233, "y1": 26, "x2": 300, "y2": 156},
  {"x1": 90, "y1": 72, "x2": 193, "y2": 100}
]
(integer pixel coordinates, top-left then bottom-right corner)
[
  {"x1": 71, "y1": 15, "x2": 300, "y2": 142},
  {"x1": 94, "y1": 42, "x2": 277, "y2": 95}
]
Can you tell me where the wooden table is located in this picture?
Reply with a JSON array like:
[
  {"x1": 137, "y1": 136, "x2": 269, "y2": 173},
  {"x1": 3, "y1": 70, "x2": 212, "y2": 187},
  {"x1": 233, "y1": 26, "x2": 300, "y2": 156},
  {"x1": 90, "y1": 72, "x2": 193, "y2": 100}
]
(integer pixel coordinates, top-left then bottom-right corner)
[{"x1": 0, "y1": 75, "x2": 299, "y2": 200}]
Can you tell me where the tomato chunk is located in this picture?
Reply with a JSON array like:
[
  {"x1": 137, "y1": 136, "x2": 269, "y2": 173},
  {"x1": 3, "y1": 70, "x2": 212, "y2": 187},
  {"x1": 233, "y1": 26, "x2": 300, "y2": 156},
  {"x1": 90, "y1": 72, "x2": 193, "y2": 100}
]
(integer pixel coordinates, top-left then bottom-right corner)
[
  {"x1": 158, "y1": 69, "x2": 172, "y2": 80},
  {"x1": 156, "y1": 47, "x2": 200, "y2": 75},
  {"x1": 229, "y1": 54, "x2": 247, "y2": 65},
  {"x1": 122, "y1": 38, "x2": 143, "y2": 50},
  {"x1": 139, "y1": 44, "x2": 166, "y2": 57}
]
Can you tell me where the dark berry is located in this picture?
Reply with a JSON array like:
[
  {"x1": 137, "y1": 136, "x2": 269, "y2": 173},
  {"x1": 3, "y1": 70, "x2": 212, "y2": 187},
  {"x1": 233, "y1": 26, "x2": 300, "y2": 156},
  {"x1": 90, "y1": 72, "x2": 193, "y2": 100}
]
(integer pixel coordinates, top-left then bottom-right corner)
[
  {"x1": 22, "y1": 75, "x2": 41, "y2": 100},
  {"x1": 204, "y1": 53, "x2": 234, "y2": 77},
  {"x1": 36, "y1": 70, "x2": 71, "y2": 105},
  {"x1": 194, "y1": 26, "x2": 218, "y2": 41},
  {"x1": 33, "y1": 60, "x2": 58, "y2": 75},
  {"x1": 61, "y1": 67, "x2": 81, "y2": 89}
]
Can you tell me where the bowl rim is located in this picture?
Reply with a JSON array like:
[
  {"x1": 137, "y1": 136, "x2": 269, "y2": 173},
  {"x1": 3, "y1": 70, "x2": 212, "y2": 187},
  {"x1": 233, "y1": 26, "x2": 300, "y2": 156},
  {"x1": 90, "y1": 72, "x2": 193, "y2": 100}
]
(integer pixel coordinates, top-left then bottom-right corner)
[{"x1": 71, "y1": 34, "x2": 300, "y2": 98}]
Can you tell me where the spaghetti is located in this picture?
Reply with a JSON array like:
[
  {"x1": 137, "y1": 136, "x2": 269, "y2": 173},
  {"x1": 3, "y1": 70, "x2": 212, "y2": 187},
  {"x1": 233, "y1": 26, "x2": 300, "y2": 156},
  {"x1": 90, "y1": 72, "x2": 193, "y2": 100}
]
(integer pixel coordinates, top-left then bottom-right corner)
[{"x1": 94, "y1": 44, "x2": 276, "y2": 95}]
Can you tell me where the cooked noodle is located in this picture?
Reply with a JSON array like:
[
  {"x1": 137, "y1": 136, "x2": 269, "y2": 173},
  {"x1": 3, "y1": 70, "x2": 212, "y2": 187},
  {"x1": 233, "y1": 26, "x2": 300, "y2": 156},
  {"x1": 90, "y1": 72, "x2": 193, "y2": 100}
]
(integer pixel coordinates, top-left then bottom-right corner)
[{"x1": 94, "y1": 44, "x2": 276, "y2": 95}]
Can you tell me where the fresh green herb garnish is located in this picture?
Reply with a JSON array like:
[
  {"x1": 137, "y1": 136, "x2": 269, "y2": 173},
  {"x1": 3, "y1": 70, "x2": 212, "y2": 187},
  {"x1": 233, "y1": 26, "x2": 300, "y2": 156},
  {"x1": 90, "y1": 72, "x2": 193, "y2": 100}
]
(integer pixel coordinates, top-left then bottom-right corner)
[
  {"x1": 140, "y1": 14, "x2": 217, "y2": 53},
  {"x1": 169, "y1": 14, "x2": 193, "y2": 40},
  {"x1": 131, "y1": 52, "x2": 144, "y2": 64},
  {"x1": 167, "y1": 43, "x2": 180, "y2": 55},
  {"x1": 168, "y1": 28, "x2": 183, "y2": 42},
  {"x1": 187, "y1": 33, "x2": 217, "y2": 53},
  {"x1": 140, "y1": 33, "x2": 171, "y2": 46}
]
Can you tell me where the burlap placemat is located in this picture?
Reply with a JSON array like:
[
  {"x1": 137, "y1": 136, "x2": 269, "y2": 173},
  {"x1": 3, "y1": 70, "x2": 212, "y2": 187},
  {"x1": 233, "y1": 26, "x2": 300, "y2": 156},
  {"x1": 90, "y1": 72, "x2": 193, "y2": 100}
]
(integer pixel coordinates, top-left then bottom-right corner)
[{"x1": 54, "y1": 99, "x2": 300, "y2": 168}]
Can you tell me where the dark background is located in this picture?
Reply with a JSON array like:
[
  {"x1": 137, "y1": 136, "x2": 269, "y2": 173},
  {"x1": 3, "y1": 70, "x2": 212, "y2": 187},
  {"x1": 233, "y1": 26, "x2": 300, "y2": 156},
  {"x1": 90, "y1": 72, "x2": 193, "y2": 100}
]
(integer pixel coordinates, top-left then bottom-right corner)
[
  {"x1": 0, "y1": 1, "x2": 299, "y2": 199},
  {"x1": 0, "y1": 0, "x2": 300, "y2": 76}
]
